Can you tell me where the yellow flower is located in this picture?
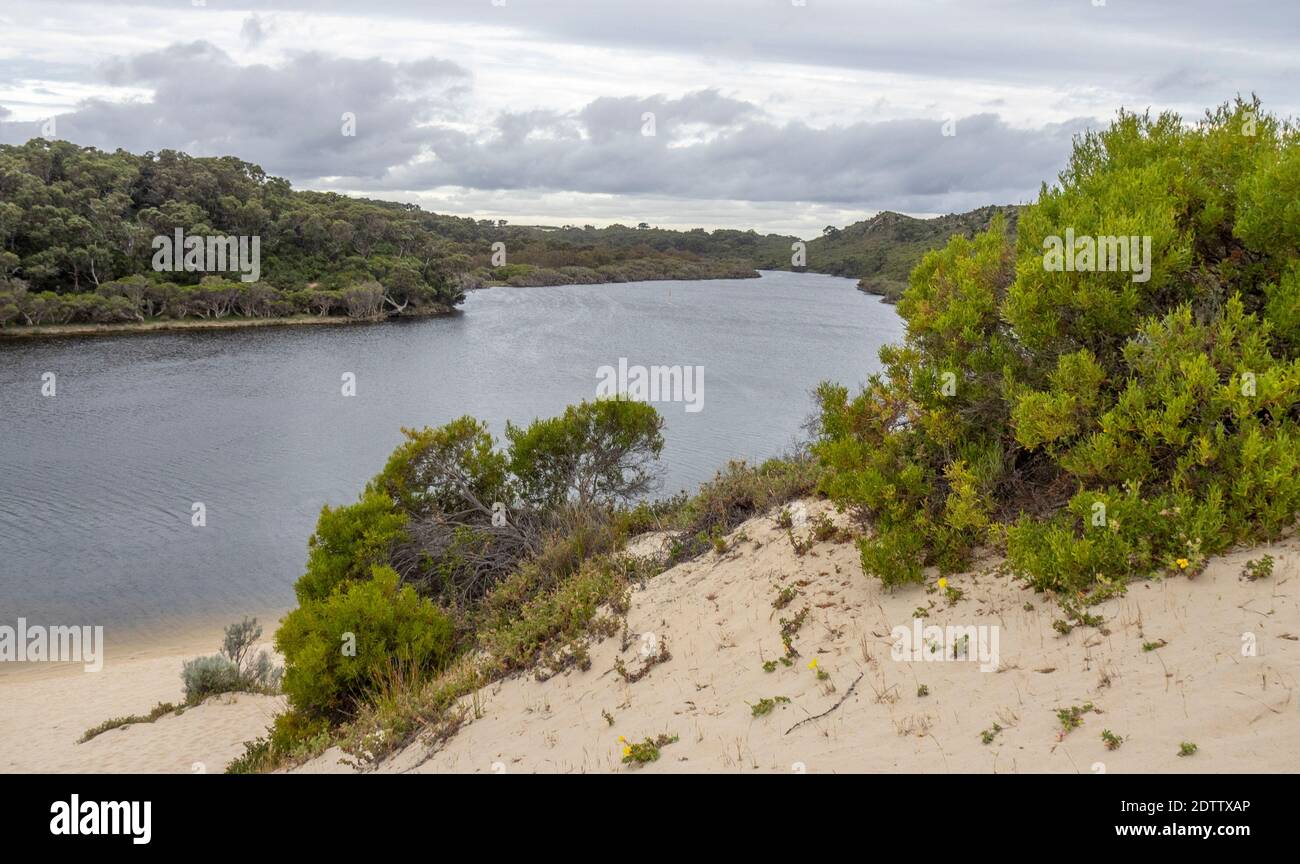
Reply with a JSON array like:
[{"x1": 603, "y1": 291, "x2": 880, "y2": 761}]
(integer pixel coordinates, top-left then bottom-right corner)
[
  {"x1": 938, "y1": 578, "x2": 948, "y2": 590},
  {"x1": 622, "y1": 746, "x2": 632, "y2": 757},
  {"x1": 617, "y1": 736, "x2": 626, "y2": 743},
  {"x1": 1176, "y1": 558, "x2": 1189, "y2": 570},
  {"x1": 807, "y1": 658, "x2": 818, "y2": 670}
]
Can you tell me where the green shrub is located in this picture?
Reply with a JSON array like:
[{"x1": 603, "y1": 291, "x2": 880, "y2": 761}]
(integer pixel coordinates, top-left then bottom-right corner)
[
  {"x1": 181, "y1": 654, "x2": 245, "y2": 703},
  {"x1": 670, "y1": 456, "x2": 819, "y2": 562},
  {"x1": 296, "y1": 491, "x2": 407, "y2": 604},
  {"x1": 814, "y1": 97, "x2": 1300, "y2": 596},
  {"x1": 276, "y1": 565, "x2": 454, "y2": 719}
]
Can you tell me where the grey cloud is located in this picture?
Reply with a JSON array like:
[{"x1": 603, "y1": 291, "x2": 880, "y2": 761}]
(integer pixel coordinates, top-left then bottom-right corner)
[
  {"x1": 3, "y1": 43, "x2": 470, "y2": 180},
  {"x1": 56, "y1": 0, "x2": 1300, "y2": 117},
  {"x1": 0, "y1": 42, "x2": 1082, "y2": 213}
]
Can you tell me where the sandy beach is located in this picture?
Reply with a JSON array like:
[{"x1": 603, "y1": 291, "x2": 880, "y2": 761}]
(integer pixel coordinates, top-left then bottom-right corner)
[
  {"x1": 0, "y1": 621, "x2": 284, "y2": 774},
  {"x1": 6, "y1": 499, "x2": 1294, "y2": 774}
]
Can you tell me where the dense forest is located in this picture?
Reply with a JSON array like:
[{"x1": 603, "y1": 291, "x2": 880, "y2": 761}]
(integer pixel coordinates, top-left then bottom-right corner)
[
  {"x1": 0, "y1": 139, "x2": 780, "y2": 329},
  {"x1": 0, "y1": 138, "x2": 1026, "y2": 332}
]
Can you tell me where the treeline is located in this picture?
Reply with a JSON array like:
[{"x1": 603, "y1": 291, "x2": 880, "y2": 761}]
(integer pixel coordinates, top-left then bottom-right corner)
[{"x1": 0, "y1": 140, "x2": 772, "y2": 329}]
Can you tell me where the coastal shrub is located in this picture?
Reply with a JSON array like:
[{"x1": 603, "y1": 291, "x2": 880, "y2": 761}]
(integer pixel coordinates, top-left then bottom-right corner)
[
  {"x1": 181, "y1": 654, "x2": 244, "y2": 703},
  {"x1": 669, "y1": 456, "x2": 820, "y2": 562},
  {"x1": 815, "y1": 97, "x2": 1300, "y2": 596},
  {"x1": 277, "y1": 565, "x2": 454, "y2": 719},
  {"x1": 296, "y1": 491, "x2": 408, "y2": 604},
  {"x1": 507, "y1": 398, "x2": 666, "y2": 508},
  {"x1": 181, "y1": 617, "x2": 281, "y2": 703}
]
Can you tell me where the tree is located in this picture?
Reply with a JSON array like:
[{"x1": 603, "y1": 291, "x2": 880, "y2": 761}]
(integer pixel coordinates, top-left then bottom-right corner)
[{"x1": 507, "y1": 398, "x2": 665, "y2": 508}]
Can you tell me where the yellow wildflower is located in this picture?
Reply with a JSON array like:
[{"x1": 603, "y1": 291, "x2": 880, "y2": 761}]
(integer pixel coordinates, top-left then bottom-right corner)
[
  {"x1": 1176, "y1": 558, "x2": 1189, "y2": 570},
  {"x1": 807, "y1": 657, "x2": 818, "y2": 670},
  {"x1": 938, "y1": 578, "x2": 948, "y2": 590},
  {"x1": 622, "y1": 746, "x2": 632, "y2": 758}
]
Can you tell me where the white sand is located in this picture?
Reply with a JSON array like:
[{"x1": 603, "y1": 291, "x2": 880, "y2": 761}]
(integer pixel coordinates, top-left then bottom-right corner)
[
  {"x1": 5, "y1": 500, "x2": 1297, "y2": 774},
  {"x1": 0, "y1": 629, "x2": 283, "y2": 773}
]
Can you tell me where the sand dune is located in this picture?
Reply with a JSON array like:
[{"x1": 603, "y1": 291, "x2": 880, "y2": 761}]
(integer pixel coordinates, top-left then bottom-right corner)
[
  {"x1": 295, "y1": 500, "x2": 1300, "y2": 774},
  {"x1": 0, "y1": 637, "x2": 283, "y2": 774},
  {"x1": 4, "y1": 499, "x2": 1296, "y2": 774}
]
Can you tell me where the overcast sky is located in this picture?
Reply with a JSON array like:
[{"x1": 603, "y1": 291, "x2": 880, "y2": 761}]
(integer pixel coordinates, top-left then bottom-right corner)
[{"x1": 1, "y1": 0, "x2": 1295, "y2": 237}]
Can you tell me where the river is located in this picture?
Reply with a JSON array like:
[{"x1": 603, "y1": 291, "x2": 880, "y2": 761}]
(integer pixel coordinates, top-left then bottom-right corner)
[{"x1": 0, "y1": 271, "x2": 902, "y2": 646}]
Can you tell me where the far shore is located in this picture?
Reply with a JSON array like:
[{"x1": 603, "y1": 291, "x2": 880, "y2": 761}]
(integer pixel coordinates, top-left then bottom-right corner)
[
  {"x1": 0, "y1": 269, "x2": 784, "y2": 341},
  {"x1": 0, "y1": 311, "x2": 451, "y2": 341}
]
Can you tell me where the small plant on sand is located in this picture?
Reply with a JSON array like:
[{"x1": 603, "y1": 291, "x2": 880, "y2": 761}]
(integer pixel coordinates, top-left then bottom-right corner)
[
  {"x1": 916, "y1": 684, "x2": 929, "y2": 697},
  {"x1": 1142, "y1": 639, "x2": 1167, "y2": 652},
  {"x1": 620, "y1": 733, "x2": 679, "y2": 766},
  {"x1": 182, "y1": 617, "x2": 281, "y2": 705},
  {"x1": 1101, "y1": 729, "x2": 1124, "y2": 750},
  {"x1": 936, "y1": 577, "x2": 963, "y2": 605},
  {"x1": 79, "y1": 701, "x2": 182, "y2": 743},
  {"x1": 762, "y1": 659, "x2": 778, "y2": 673},
  {"x1": 614, "y1": 637, "x2": 672, "y2": 683},
  {"x1": 981, "y1": 723, "x2": 1003, "y2": 745},
  {"x1": 1242, "y1": 555, "x2": 1274, "y2": 581},
  {"x1": 602, "y1": 709, "x2": 615, "y2": 727},
  {"x1": 1178, "y1": 741, "x2": 1198, "y2": 757},
  {"x1": 776, "y1": 507, "x2": 795, "y2": 530},
  {"x1": 807, "y1": 656, "x2": 829, "y2": 681},
  {"x1": 1055, "y1": 702, "x2": 1095, "y2": 735},
  {"x1": 779, "y1": 607, "x2": 809, "y2": 657},
  {"x1": 773, "y1": 584, "x2": 799, "y2": 610},
  {"x1": 749, "y1": 696, "x2": 791, "y2": 717}
]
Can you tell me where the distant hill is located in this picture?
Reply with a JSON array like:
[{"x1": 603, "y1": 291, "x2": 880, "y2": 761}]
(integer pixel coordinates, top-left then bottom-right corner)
[{"x1": 795, "y1": 205, "x2": 1023, "y2": 302}]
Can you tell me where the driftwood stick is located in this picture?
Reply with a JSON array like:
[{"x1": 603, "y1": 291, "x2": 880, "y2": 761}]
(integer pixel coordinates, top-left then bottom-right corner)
[{"x1": 784, "y1": 671, "x2": 865, "y2": 735}]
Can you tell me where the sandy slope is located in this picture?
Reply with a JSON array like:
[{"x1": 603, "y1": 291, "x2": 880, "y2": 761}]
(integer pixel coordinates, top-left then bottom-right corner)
[
  {"x1": 4, "y1": 499, "x2": 1296, "y2": 774},
  {"x1": 0, "y1": 635, "x2": 283, "y2": 774},
  {"x1": 295, "y1": 500, "x2": 1300, "y2": 774}
]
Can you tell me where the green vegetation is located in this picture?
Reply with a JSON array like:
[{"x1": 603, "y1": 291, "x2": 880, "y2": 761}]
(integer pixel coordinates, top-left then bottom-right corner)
[
  {"x1": 1101, "y1": 729, "x2": 1124, "y2": 750},
  {"x1": 749, "y1": 696, "x2": 792, "y2": 717},
  {"x1": 1178, "y1": 741, "x2": 1199, "y2": 757},
  {"x1": 181, "y1": 617, "x2": 281, "y2": 703},
  {"x1": 0, "y1": 139, "x2": 1030, "y2": 334},
  {"x1": 0, "y1": 140, "x2": 771, "y2": 331},
  {"x1": 1056, "y1": 702, "x2": 1096, "y2": 734},
  {"x1": 812, "y1": 97, "x2": 1300, "y2": 603},
  {"x1": 231, "y1": 395, "x2": 815, "y2": 771},
  {"x1": 1241, "y1": 554, "x2": 1274, "y2": 580},
  {"x1": 799, "y1": 205, "x2": 1022, "y2": 302},
  {"x1": 78, "y1": 701, "x2": 182, "y2": 744},
  {"x1": 620, "y1": 733, "x2": 679, "y2": 765}
]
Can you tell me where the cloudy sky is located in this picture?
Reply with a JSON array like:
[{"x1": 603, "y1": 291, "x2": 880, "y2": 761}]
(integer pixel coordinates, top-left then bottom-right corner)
[{"x1": 0, "y1": 0, "x2": 1295, "y2": 237}]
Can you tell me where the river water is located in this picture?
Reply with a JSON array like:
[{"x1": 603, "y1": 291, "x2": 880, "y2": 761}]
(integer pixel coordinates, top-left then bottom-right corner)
[{"x1": 0, "y1": 271, "x2": 902, "y2": 645}]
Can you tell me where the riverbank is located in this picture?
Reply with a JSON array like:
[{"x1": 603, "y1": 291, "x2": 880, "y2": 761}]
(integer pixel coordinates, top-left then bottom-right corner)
[
  {"x1": 0, "y1": 265, "x2": 761, "y2": 341},
  {"x1": 9, "y1": 498, "x2": 1296, "y2": 773},
  {"x1": 0, "y1": 309, "x2": 456, "y2": 341},
  {"x1": 0, "y1": 619, "x2": 285, "y2": 773}
]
